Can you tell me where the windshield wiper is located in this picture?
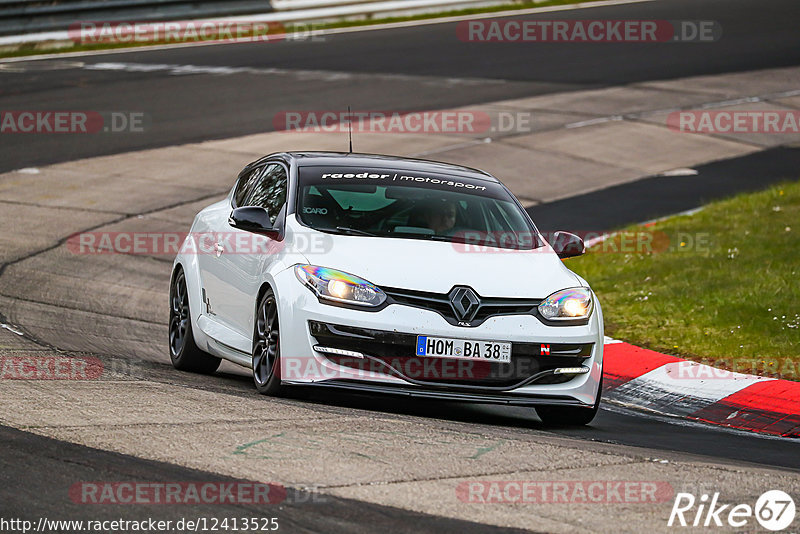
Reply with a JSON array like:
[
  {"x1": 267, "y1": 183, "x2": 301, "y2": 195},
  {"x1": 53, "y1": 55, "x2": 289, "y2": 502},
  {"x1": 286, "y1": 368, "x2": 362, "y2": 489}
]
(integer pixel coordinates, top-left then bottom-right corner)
[
  {"x1": 320, "y1": 226, "x2": 450, "y2": 240},
  {"x1": 391, "y1": 232, "x2": 451, "y2": 242},
  {"x1": 330, "y1": 226, "x2": 379, "y2": 237}
]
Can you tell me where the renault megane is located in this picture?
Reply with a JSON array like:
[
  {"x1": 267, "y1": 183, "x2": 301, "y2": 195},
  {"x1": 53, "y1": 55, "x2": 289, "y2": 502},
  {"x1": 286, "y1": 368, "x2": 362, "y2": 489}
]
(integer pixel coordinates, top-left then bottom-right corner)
[{"x1": 169, "y1": 152, "x2": 604, "y2": 425}]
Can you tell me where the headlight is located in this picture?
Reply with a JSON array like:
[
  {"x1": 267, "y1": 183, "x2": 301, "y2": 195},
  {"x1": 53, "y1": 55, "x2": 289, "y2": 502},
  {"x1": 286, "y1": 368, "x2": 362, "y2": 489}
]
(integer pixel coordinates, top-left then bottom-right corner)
[
  {"x1": 295, "y1": 265, "x2": 386, "y2": 307},
  {"x1": 538, "y1": 287, "x2": 593, "y2": 321}
]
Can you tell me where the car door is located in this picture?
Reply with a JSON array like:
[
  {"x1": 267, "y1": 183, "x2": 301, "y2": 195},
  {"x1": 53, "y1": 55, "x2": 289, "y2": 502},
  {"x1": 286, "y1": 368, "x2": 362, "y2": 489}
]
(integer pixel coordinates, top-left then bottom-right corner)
[
  {"x1": 195, "y1": 164, "x2": 265, "y2": 349},
  {"x1": 217, "y1": 162, "x2": 289, "y2": 341}
]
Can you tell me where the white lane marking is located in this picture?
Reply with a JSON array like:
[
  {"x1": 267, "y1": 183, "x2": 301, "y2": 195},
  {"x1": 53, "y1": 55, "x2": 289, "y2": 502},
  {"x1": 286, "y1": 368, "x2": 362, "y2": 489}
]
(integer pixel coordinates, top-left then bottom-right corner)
[
  {"x1": 0, "y1": 60, "x2": 85, "y2": 72},
  {"x1": 565, "y1": 115, "x2": 623, "y2": 128},
  {"x1": 81, "y1": 61, "x2": 504, "y2": 85},
  {"x1": 658, "y1": 167, "x2": 698, "y2": 177},
  {"x1": 700, "y1": 96, "x2": 761, "y2": 109},
  {"x1": 0, "y1": 0, "x2": 654, "y2": 62},
  {"x1": 603, "y1": 336, "x2": 622, "y2": 345},
  {"x1": 1, "y1": 323, "x2": 25, "y2": 336},
  {"x1": 14, "y1": 168, "x2": 41, "y2": 174}
]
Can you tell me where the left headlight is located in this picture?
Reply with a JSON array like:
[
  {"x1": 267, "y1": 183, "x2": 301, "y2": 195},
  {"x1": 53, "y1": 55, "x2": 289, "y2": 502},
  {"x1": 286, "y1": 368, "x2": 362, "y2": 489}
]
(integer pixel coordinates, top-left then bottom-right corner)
[
  {"x1": 538, "y1": 287, "x2": 593, "y2": 321},
  {"x1": 295, "y1": 264, "x2": 387, "y2": 307}
]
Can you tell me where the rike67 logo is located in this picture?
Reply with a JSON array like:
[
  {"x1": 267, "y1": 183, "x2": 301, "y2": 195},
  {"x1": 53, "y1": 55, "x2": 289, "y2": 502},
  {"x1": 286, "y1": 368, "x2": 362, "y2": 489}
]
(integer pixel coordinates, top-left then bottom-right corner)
[{"x1": 668, "y1": 490, "x2": 796, "y2": 531}]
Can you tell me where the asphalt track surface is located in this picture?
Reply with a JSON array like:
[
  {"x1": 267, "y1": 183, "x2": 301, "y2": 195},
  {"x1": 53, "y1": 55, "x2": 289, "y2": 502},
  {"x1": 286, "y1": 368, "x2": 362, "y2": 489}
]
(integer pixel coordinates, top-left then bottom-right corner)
[
  {"x1": 0, "y1": 0, "x2": 799, "y2": 172},
  {"x1": 1, "y1": 145, "x2": 798, "y2": 532},
  {"x1": 1, "y1": 0, "x2": 800, "y2": 530},
  {"x1": 0, "y1": 425, "x2": 527, "y2": 533},
  {"x1": 531, "y1": 146, "x2": 800, "y2": 231}
]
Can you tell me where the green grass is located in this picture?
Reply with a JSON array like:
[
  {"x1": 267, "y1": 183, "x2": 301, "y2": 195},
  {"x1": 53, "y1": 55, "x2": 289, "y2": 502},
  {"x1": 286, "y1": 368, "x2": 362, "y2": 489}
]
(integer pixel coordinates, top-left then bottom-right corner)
[
  {"x1": 567, "y1": 181, "x2": 800, "y2": 380},
  {"x1": 0, "y1": 0, "x2": 603, "y2": 59}
]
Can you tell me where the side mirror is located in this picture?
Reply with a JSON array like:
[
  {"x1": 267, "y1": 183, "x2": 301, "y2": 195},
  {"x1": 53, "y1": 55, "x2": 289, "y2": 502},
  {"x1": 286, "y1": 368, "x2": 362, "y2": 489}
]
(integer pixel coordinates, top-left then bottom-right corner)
[
  {"x1": 551, "y1": 231, "x2": 585, "y2": 259},
  {"x1": 229, "y1": 207, "x2": 279, "y2": 237}
]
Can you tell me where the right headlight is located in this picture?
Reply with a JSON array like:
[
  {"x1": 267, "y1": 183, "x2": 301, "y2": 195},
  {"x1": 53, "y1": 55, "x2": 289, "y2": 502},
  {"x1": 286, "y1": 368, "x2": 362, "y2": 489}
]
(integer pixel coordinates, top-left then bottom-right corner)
[
  {"x1": 538, "y1": 287, "x2": 593, "y2": 321},
  {"x1": 294, "y1": 264, "x2": 386, "y2": 308}
]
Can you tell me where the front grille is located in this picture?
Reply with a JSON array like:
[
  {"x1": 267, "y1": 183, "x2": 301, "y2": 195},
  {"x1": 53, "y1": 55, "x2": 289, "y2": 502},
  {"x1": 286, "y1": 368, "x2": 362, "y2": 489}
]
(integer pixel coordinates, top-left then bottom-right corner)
[
  {"x1": 309, "y1": 321, "x2": 592, "y2": 390},
  {"x1": 382, "y1": 286, "x2": 541, "y2": 327}
]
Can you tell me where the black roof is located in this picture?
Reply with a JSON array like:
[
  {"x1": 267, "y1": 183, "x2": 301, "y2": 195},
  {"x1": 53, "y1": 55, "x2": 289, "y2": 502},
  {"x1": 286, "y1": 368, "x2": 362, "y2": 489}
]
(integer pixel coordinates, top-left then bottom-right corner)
[{"x1": 262, "y1": 151, "x2": 498, "y2": 183}]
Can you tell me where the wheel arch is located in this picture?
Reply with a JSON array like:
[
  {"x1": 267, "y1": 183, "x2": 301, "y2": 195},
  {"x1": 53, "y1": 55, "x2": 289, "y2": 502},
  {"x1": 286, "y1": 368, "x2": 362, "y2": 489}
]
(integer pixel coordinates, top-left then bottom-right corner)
[
  {"x1": 171, "y1": 259, "x2": 209, "y2": 353},
  {"x1": 252, "y1": 281, "x2": 275, "y2": 348},
  {"x1": 170, "y1": 262, "x2": 184, "y2": 285}
]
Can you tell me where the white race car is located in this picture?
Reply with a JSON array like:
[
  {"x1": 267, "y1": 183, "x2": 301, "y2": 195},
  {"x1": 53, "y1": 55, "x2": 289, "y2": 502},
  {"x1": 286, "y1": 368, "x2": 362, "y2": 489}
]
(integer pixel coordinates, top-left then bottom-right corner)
[{"x1": 170, "y1": 152, "x2": 604, "y2": 425}]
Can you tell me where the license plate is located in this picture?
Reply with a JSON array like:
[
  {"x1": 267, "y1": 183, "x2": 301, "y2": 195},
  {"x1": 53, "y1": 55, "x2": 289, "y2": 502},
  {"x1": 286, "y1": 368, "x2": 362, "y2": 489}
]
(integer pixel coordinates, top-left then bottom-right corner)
[{"x1": 416, "y1": 336, "x2": 511, "y2": 363}]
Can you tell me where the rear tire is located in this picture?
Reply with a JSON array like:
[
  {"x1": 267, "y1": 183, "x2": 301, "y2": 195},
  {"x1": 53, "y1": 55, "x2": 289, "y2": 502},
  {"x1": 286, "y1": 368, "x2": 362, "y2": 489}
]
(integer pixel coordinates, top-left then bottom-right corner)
[
  {"x1": 169, "y1": 269, "x2": 221, "y2": 374},
  {"x1": 252, "y1": 288, "x2": 285, "y2": 396},
  {"x1": 536, "y1": 376, "x2": 602, "y2": 426}
]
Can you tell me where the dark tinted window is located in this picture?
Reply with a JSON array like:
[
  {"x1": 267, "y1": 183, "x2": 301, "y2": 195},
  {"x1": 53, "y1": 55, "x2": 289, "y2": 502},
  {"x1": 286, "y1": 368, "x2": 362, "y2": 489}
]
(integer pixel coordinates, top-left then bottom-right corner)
[
  {"x1": 242, "y1": 163, "x2": 288, "y2": 223},
  {"x1": 233, "y1": 166, "x2": 263, "y2": 208},
  {"x1": 295, "y1": 166, "x2": 537, "y2": 249}
]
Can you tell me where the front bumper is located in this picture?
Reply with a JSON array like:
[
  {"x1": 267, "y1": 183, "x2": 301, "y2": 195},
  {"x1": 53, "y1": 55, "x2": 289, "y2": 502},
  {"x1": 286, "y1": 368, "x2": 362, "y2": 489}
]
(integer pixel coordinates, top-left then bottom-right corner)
[
  {"x1": 310, "y1": 321, "x2": 593, "y2": 389},
  {"x1": 275, "y1": 268, "x2": 603, "y2": 407}
]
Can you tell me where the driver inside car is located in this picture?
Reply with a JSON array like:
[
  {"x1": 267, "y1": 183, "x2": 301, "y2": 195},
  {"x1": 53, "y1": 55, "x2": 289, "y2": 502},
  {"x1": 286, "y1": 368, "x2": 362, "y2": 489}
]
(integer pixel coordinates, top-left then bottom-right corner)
[{"x1": 422, "y1": 198, "x2": 459, "y2": 235}]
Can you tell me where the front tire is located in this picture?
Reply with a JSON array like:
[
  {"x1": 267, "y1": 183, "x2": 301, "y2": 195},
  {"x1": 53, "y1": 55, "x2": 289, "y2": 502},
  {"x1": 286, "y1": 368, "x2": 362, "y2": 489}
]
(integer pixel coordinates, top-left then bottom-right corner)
[
  {"x1": 535, "y1": 376, "x2": 602, "y2": 426},
  {"x1": 169, "y1": 269, "x2": 221, "y2": 374},
  {"x1": 252, "y1": 288, "x2": 284, "y2": 396}
]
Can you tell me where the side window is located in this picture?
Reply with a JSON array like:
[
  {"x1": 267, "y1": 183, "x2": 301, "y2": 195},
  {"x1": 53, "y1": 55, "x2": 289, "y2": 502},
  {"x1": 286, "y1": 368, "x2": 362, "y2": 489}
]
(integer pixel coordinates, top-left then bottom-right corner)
[
  {"x1": 233, "y1": 166, "x2": 263, "y2": 208},
  {"x1": 242, "y1": 163, "x2": 288, "y2": 224}
]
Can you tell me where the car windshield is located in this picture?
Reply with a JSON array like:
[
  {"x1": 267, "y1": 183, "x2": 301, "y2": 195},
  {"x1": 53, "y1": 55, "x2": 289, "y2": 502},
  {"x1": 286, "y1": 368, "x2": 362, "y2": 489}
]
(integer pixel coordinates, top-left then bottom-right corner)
[{"x1": 296, "y1": 166, "x2": 540, "y2": 250}]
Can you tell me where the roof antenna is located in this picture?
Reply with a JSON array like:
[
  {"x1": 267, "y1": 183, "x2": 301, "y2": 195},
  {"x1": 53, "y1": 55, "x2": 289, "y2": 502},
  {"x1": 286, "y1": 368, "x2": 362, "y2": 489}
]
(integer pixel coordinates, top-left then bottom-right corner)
[{"x1": 347, "y1": 105, "x2": 353, "y2": 154}]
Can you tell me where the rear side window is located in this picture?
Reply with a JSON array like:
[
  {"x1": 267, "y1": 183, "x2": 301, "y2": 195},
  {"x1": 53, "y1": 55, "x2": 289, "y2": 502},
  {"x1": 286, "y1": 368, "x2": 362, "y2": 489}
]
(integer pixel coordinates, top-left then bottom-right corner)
[{"x1": 242, "y1": 163, "x2": 288, "y2": 224}]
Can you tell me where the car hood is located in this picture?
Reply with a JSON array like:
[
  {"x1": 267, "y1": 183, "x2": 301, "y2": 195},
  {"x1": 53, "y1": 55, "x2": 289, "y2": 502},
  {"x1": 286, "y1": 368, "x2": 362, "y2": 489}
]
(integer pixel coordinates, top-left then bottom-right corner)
[{"x1": 287, "y1": 221, "x2": 581, "y2": 298}]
